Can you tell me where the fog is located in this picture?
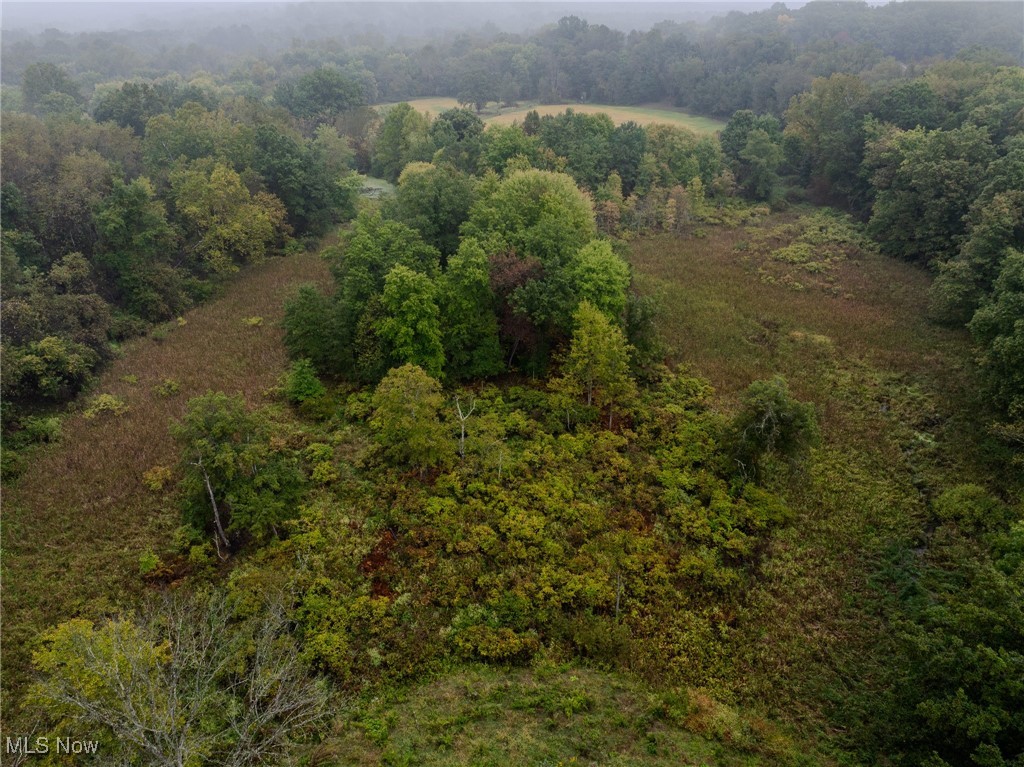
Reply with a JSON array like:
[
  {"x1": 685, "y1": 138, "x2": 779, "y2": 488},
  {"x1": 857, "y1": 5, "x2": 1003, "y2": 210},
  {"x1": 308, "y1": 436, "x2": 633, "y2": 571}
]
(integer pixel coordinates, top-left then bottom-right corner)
[{"x1": 3, "y1": 1, "x2": 805, "y2": 39}]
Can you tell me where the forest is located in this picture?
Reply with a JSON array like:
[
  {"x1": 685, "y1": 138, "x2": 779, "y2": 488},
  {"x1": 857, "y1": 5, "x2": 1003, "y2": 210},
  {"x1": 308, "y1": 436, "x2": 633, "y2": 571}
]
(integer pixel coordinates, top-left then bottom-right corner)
[{"x1": 1, "y1": 2, "x2": 1022, "y2": 765}]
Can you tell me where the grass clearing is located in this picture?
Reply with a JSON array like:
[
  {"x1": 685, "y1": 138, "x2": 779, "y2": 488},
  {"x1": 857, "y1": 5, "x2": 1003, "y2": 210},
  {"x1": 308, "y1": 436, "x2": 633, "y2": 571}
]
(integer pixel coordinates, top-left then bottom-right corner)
[
  {"x1": 1, "y1": 251, "x2": 331, "y2": 708},
  {"x1": 387, "y1": 97, "x2": 726, "y2": 133},
  {"x1": 323, "y1": 664, "x2": 825, "y2": 766}
]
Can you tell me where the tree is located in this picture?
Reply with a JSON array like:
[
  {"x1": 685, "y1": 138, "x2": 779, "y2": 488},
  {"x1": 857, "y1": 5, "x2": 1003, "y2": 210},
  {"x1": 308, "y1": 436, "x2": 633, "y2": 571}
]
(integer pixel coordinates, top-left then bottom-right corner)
[
  {"x1": 274, "y1": 67, "x2": 365, "y2": 124},
  {"x1": 969, "y1": 248, "x2": 1024, "y2": 418},
  {"x1": 93, "y1": 80, "x2": 175, "y2": 135},
  {"x1": 609, "y1": 121, "x2": 648, "y2": 196},
  {"x1": 738, "y1": 128, "x2": 783, "y2": 201},
  {"x1": 371, "y1": 102, "x2": 434, "y2": 182},
  {"x1": 283, "y1": 284, "x2": 345, "y2": 373},
  {"x1": 29, "y1": 593, "x2": 327, "y2": 767},
  {"x1": 784, "y1": 73, "x2": 870, "y2": 203},
  {"x1": 172, "y1": 393, "x2": 304, "y2": 550},
  {"x1": 328, "y1": 212, "x2": 442, "y2": 373},
  {"x1": 438, "y1": 238, "x2": 504, "y2": 380},
  {"x1": 463, "y1": 168, "x2": 597, "y2": 342},
  {"x1": 557, "y1": 301, "x2": 637, "y2": 428},
  {"x1": 370, "y1": 364, "x2": 453, "y2": 474},
  {"x1": 21, "y1": 62, "x2": 81, "y2": 112},
  {"x1": 378, "y1": 264, "x2": 446, "y2": 378},
  {"x1": 170, "y1": 160, "x2": 290, "y2": 275},
  {"x1": 480, "y1": 124, "x2": 541, "y2": 174},
  {"x1": 563, "y1": 240, "x2": 631, "y2": 323},
  {"x1": 864, "y1": 123, "x2": 996, "y2": 264},
  {"x1": 729, "y1": 376, "x2": 818, "y2": 481},
  {"x1": 429, "y1": 107, "x2": 485, "y2": 173},
  {"x1": 388, "y1": 162, "x2": 476, "y2": 257},
  {"x1": 95, "y1": 177, "x2": 182, "y2": 321},
  {"x1": 536, "y1": 109, "x2": 614, "y2": 190}
]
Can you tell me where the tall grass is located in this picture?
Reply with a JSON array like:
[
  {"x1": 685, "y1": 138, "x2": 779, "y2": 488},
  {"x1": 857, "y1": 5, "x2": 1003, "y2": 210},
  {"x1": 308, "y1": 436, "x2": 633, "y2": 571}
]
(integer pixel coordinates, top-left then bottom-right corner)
[
  {"x1": 2, "y1": 252, "x2": 330, "y2": 708},
  {"x1": 627, "y1": 219, "x2": 996, "y2": 748}
]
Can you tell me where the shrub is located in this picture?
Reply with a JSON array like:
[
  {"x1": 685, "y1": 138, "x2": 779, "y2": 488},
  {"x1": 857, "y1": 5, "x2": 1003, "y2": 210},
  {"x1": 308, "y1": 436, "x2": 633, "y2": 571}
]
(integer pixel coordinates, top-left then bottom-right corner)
[{"x1": 83, "y1": 394, "x2": 130, "y2": 419}]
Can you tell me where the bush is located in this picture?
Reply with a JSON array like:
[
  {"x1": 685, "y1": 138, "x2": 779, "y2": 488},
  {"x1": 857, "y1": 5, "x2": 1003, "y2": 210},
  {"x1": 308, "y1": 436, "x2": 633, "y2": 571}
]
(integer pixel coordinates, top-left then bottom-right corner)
[
  {"x1": 284, "y1": 358, "x2": 326, "y2": 404},
  {"x1": 729, "y1": 376, "x2": 818, "y2": 481}
]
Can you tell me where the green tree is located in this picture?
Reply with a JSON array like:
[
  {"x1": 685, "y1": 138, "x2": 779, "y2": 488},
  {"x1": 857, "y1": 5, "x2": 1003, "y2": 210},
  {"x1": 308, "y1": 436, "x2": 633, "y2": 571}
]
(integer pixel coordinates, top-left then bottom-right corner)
[
  {"x1": 557, "y1": 301, "x2": 637, "y2": 428},
  {"x1": 387, "y1": 162, "x2": 476, "y2": 257},
  {"x1": 21, "y1": 62, "x2": 81, "y2": 112},
  {"x1": 480, "y1": 124, "x2": 541, "y2": 174},
  {"x1": 283, "y1": 284, "x2": 345, "y2": 373},
  {"x1": 738, "y1": 128, "x2": 783, "y2": 201},
  {"x1": 429, "y1": 107, "x2": 485, "y2": 173},
  {"x1": 371, "y1": 102, "x2": 434, "y2": 182},
  {"x1": 274, "y1": 67, "x2": 365, "y2": 124},
  {"x1": 462, "y1": 168, "x2": 598, "y2": 346},
  {"x1": 563, "y1": 240, "x2": 631, "y2": 322},
  {"x1": 784, "y1": 73, "x2": 871, "y2": 203},
  {"x1": 378, "y1": 264, "x2": 446, "y2": 378},
  {"x1": 172, "y1": 392, "x2": 304, "y2": 549},
  {"x1": 95, "y1": 177, "x2": 182, "y2": 321},
  {"x1": 170, "y1": 160, "x2": 290, "y2": 275},
  {"x1": 438, "y1": 238, "x2": 504, "y2": 380},
  {"x1": 865, "y1": 123, "x2": 996, "y2": 264},
  {"x1": 370, "y1": 364, "x2": 453, "y2": 474},
  {"x1": 729, "y1": 376, "x2": 818, "y2": 481},
  {"x1": 969, "y1": 248, "x2": 1024, "y2": 418}
]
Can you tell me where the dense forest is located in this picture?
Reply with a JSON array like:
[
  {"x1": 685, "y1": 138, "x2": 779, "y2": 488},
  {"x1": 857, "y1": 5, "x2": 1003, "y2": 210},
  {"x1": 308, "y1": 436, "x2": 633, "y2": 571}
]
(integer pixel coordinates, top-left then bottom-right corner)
[{"x1": 1, "y1": 2, "x2": 1022, "y2": 766}]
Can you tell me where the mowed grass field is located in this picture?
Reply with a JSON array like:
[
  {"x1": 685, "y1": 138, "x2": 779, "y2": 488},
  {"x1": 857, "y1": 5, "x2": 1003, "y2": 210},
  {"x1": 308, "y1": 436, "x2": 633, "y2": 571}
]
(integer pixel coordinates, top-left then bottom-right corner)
[
  {"x1": 387, "y1": 97, "x2": 726, "y2": 133},
  {"x1": 1, "y1": 251, "x2": 331, "y2": 706}
]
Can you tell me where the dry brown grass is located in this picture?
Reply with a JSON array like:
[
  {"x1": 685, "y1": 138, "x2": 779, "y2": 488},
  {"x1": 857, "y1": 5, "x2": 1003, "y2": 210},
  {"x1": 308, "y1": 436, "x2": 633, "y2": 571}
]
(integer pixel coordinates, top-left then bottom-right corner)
[{"x1": 2, "y1": 252, "x2": 330, "y2": 708}]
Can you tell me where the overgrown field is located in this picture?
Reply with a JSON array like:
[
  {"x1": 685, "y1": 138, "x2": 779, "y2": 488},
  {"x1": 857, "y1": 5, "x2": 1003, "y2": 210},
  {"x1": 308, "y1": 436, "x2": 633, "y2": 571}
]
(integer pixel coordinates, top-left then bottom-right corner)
[
  {"x1": 1, "y1": 251, "x2": 331, "y2": 700},
  {"x1": 627, "y1": 213, "x2": 1006, "y2": 756},
  {"x1": 391, "y1": 97, "x2": 726, "y2": 133}
]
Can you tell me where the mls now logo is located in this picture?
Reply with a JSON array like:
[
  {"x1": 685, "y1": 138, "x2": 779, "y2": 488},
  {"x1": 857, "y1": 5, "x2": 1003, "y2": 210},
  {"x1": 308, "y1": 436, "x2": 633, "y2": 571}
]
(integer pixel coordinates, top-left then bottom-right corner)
[{"x1": 6, "y1": 736, "x2": 101, "y2": 755}]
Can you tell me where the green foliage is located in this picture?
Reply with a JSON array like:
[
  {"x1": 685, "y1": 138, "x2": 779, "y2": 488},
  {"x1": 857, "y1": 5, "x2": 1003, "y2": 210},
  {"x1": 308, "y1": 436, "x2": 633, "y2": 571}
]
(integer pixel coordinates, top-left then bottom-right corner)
[
  {"x1": 556, "y1": 301, "x2": 637, "y2": 428},
  {"x1": 2, "y1": 337, "x2": 98, "y2": 405},
  {"x1": 564, "y1": 240, "x2": 631, "y2": 323},
  {"x1": 274, "y1": 66, "x2": 365, "y2": 123},
  {"x1": 170, "y1": 159, "x2": 290, "y2": 274},
  {"x1": 864, "y1": 123, "x2": 996, "y2": 264},
  {"x1": 370, "y1": 364, "x2": 454, "y2": 473},
  {"x1": 95, "y1": 177, "x2": 183, "y2": 321},
  {"x1": 172, "y1": 392, "x2": 305, "y2": 545},
  {"x1": 283, "y1": 284, "x2": 344, "y2": 373},
  {"x1": 285, "y1": 358, "x2": 326, "y2": 404},
  {"x1": 438, "y1": 238, "x2": 504, "y2": 380},
  {"x1": 372, "y1": 102, "x2": 434, "y2": 182},
  {"x1": 785, "y1": 73, "x2": 871, "y2": 203},
  {"x1": 969, "y1": 248, "x2": 1024, "y2": 417},
  {"x1": 729, "y1": 377, "x2": 818, "y2": 481},
  {"x1": 932, "y1": 484, "x2": 1015, "y2": 535},
  {"x1": 388, "y1": 162, "x2": 476, "y2": 256},
  {"x1": 378, "y1": 265, "x2": 446, "y2": 378},
  {"x1": 21, "y1": 62, "x2": 81, "y2": 112}
]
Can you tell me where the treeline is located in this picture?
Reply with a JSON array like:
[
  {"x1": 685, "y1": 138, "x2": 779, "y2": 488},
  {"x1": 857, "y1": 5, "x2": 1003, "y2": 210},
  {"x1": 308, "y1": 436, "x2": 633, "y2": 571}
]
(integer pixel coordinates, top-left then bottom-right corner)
[
  {"x1": 0, "y1": 78, "x2": 360, "y2": 436},
  {"x1": 3, "y1": 2, "x2": 1021, "y2": 118}
]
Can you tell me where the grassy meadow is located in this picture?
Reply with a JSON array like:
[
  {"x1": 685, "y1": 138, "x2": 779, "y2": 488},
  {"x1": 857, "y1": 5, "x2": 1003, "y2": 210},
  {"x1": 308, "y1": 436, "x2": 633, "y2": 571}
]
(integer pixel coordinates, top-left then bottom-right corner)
[
  {"x1": 1, "y1": 251, "x2": 331, "y2": 699},
  {"x1": 626, "y1": 214, "x2": 997, "y2": 749},
  {"x1": 386, "y1": 97, "x2": 726, "y2": 133}
]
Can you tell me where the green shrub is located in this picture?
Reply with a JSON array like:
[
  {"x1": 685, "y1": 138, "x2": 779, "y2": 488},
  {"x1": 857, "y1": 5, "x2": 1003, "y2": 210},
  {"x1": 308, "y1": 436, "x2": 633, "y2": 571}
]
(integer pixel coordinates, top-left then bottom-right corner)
[{"x1": 284, "y1": 358, "x2": 326, "y2": 404}]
